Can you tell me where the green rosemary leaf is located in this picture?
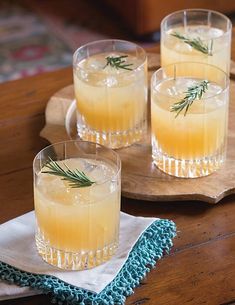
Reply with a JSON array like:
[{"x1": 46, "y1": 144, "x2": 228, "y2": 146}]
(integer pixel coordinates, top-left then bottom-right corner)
[
  {"x1": 42, "y1": 157, "x2": 95, "y2": 188},
  {"x1": 104, "y1": 55, "x2": 133, "y2": 71},
  {"x1": 171, "y1": 32, "x2": 213, "y2": 56},
  {"x1": 170, "y1": 80, "x2": 209, "y2": 117}
]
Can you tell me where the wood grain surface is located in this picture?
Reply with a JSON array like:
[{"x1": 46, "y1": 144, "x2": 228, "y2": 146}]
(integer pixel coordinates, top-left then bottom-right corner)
[{"x1": 0, "y1": 47, "x2": 235, "y2": 305}]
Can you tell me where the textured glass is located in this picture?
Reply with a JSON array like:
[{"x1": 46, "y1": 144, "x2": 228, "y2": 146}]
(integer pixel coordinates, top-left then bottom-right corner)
[
  {"x1": 33, "y1": 141, "x2": 121, "y2": 270},
  {"x1": 73, "y1": 40, "x2": 148, "y2": 149},
  {"x1": 161, "y1": 9, "x2": 232, "y2": 74},
  {"x1": 151, "y1": 62, "x2": 229, "y2": 178}
]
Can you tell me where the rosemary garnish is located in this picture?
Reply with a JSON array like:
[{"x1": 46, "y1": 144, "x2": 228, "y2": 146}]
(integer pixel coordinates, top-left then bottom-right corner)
[
  {"x1": 171, "y1": 32, "x2": 213, "y2": 56},
  {"x1": 170, "y1": 80, "x2": 209, "y2": 117},
  {"x1": 104, "y1": 55, "x2": 133, "y2": 71},
  {"x1": 42, "y1": 158, "x2": 95, "y2": 188}
]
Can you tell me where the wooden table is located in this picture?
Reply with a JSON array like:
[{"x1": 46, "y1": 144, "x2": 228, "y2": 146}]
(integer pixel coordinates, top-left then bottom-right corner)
[{"x1": 1, "y1": 47, "x2": 235, "y2": 305}]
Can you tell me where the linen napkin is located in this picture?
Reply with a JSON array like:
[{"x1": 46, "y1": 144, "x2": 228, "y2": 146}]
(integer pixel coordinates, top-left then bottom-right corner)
[{"x1": 0, "y1": 211, "x2": 176, "y2": 304}]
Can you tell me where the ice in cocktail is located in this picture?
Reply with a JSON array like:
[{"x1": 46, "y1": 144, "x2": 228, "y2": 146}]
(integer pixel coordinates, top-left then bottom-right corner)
[
  {"x1": 151, "y1": 63, "x2": 229, "y2": 178},
  {"x1": 161, "y1": 10, "x2": 231, "y2": 74},
  {"x1": 73, "y1": 40, "x2": 147, "y2": 149},
  {"x1": 33, "y1": 141, "x2": 121, "y2": 270}
]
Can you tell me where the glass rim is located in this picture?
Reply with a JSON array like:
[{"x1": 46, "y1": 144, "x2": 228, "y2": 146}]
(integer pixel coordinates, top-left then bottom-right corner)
[
  {"x1": 72, "y1": 39, "x2": 147, "y2": 74},
  {"x1": 151, "y1": 61, "x2": 229, "y2": 100},
  {"x1": 33, "y1": 140, "x2": 121, "y2": 186},
  {"x1": 161, "y1": 8, "x2": 232, "y2": 41}
]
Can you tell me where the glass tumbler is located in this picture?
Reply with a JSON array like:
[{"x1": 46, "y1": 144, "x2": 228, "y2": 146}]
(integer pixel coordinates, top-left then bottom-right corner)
[
  {"x1": 33, "y1": 140, "x2": 121, "y2": 270},
  {"x1": 73, "y1": 39, "x2": 148, "y2": 149},
  {"x1": 161, "y1": 9, "x2": 232, "y2": 74},
  {"x1": 151, "y1": 62, "x2": 229, "y2": 178}
]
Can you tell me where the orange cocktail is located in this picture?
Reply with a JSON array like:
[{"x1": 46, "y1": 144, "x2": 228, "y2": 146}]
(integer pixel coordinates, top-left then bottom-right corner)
[
  {"x1": 34, "y1": 141, "x2": 121, "y2": 270},
  {"x1": 161, "y1": 9, "x2": 231, "y2": 74},
  {"x1": 151, "y1": 62, "x2": 229, "y2": 178},
  {"x1": 73, "y1": 40, "x2": 147, "y2": 148}
]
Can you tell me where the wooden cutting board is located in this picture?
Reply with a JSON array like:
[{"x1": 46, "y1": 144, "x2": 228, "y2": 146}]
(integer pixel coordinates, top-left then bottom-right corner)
[{"x1": 40, "y1": 54, "x2": 235, "y2": 204}]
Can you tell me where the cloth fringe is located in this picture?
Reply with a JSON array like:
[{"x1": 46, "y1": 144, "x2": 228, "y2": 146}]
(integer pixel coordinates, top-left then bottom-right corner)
[{"x1": 0, "y1": 219, "x2": 176, "y2": 305}]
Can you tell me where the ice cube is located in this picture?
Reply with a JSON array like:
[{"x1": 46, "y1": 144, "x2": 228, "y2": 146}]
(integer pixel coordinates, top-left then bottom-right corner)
[
  {"x1": 86, "y1": 57, "x2": 104, "y2": 71},
  {"x1": 175, "y1": 41, "x2": 192, "y2": 53},
  {"x1": 167, "y1": 86, "x2": 178, "y2": 97},
  {"x1": 79, "y1": 158, "x2": 98, "y2": 174},
  {"x1": 65, "y1": 186, "x2": 91, "y2": 205},
  {"x1": 80, "y1": 70, "x2": 88, "y2": 81},
  {"x1": 187, "y1": 26, "x2": 223, "y2": 40},
  {"x1": 97, "y1": 75, "x2": 118, "y2": 87},
  {"x1": 89, "y1": 162, "x2": 115, "y2": 183},
  {"x1": 89, "y1": 164, "x2": 106, "y2": 182}
]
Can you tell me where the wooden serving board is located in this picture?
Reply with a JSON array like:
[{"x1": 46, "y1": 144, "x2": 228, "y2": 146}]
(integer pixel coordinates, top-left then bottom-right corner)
[{"x1": 41, "y1": 54, "x2": 235, "y2": 204}]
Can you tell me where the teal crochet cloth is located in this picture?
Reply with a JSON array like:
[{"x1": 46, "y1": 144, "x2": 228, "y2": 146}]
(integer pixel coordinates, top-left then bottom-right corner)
[{"x1": 0, "y1": 219, "x2": 176, "y2": 305}]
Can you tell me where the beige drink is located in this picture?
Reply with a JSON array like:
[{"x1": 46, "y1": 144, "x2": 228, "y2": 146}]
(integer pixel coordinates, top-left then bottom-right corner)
[
  {"x1": 161, "y1": 10, "x2": 231, "y2": 74},
  {"x1": 34, "y1": 141, "x2": 121, "y2": 270},
  {"x1": 73, "y1": 40, "x2": 147, "y2": 148},
  {"x1": 151, "y1": 63, "x2": 229, "y2": 178}
]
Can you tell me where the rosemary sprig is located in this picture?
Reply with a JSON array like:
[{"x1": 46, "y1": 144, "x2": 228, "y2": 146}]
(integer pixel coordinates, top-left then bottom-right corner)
[
  {"x1": 170, "y1": 80, "x2": 209, "y2": 117},
  {"x1": 104, "y1": 55, "x2": 133, "y2": 71},
  {"x1": 42, "y1": 157, "x2": 95, "y2": 188},
  {"x1": 171, "y1": 32, "x2": 213, "y2": 56}
]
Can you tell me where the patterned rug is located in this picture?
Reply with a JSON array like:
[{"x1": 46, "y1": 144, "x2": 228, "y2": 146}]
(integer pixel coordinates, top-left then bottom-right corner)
[{"x1": 0, "y1": 0, "x2": 129, "y2": 83}]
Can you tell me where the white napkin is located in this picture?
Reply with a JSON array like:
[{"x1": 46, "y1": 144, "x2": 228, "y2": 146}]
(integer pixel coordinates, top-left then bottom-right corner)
[{"x1": 0, "y1": 211, "x2": 157, "y2": 300}]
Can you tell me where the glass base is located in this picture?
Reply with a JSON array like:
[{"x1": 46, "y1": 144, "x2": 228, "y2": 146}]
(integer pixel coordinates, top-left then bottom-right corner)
[
  {"x1": 152, "y1": 149, "x2": 226, "y2": 178},
  {"x1": 77, "y1": 122, "x2": 146, "y2": 149},
  {"x1": 36, "y1": 233, "x2": 118, "y2": 270}
]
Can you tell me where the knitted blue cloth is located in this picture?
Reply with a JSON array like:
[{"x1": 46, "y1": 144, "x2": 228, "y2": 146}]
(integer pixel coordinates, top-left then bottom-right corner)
[{"x1": 0, "y1": 219, "x2": 176, "y2": 305}]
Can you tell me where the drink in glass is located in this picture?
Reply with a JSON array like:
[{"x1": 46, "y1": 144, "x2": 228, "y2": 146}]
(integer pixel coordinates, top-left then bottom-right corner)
[
  {"x1": 73, "y1": 39, "x2": 147, "y2": 149},
  {"x1": 151, "y1": 62, "x2": 229, "y2": 178},
  {"x1": 161, "y1": 9, "x2": 232, "y2": 74},
  {"x1": 33, "y1": 140, "x2": 121, "y2": 270}
]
